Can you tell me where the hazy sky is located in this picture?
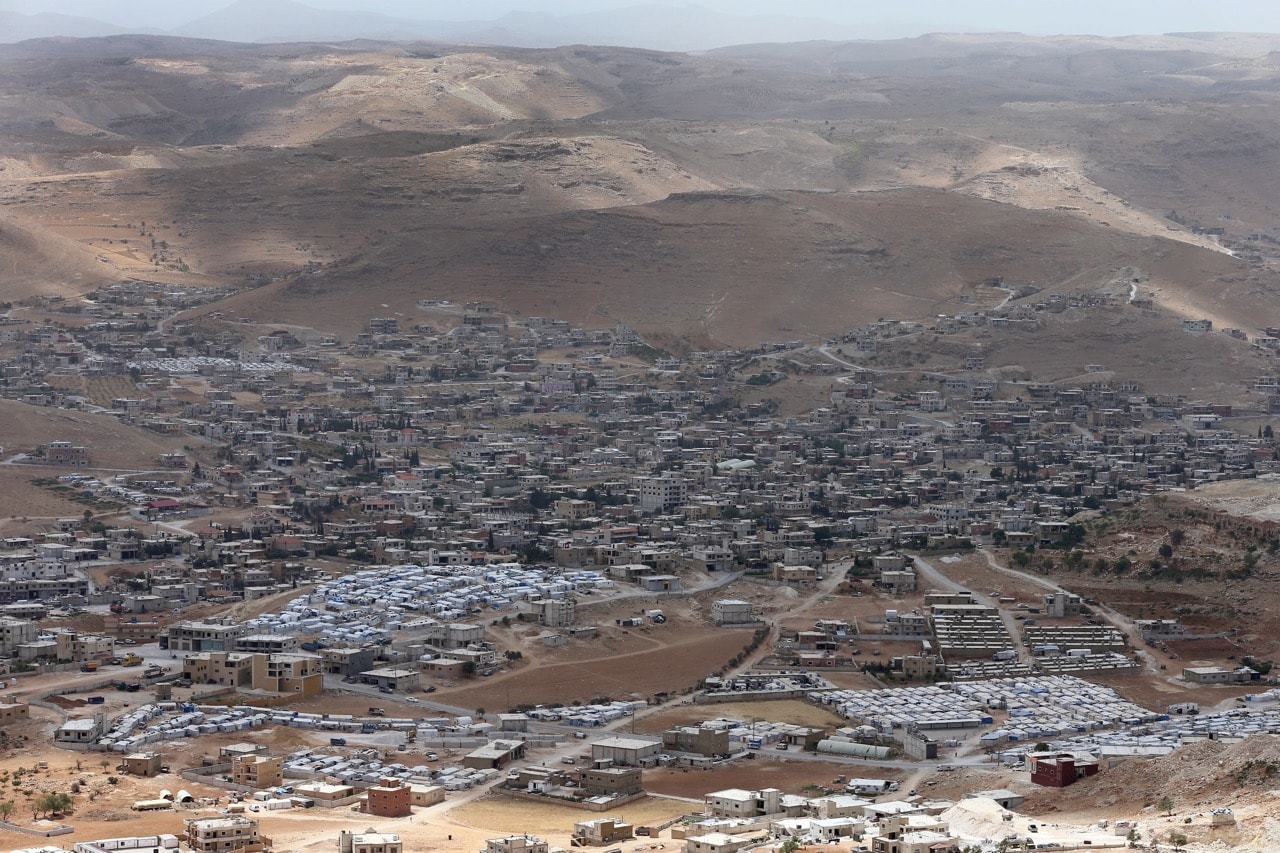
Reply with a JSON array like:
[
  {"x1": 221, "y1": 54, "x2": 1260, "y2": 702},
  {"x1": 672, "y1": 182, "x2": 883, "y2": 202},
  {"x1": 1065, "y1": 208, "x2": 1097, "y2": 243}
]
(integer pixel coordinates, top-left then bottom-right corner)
[{"x1": 6, "y1": 0, "x2": 1280, "y2": 35}]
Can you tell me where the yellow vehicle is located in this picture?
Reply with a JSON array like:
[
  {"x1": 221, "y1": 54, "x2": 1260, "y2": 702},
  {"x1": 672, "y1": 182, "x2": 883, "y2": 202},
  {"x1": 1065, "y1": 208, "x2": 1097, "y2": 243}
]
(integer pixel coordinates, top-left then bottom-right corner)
[{"x1": 121, "y1": 654, "x2": 143, "y2": 667}]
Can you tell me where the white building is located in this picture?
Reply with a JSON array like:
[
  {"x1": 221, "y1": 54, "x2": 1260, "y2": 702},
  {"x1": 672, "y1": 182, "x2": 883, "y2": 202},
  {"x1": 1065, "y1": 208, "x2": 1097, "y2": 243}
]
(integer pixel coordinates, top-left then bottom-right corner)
[
  {"x1": 637, "y1": 473, "x2": 687, "y2": 513},
  {"x1": 711, "y1": 599, "x2": 755, "y2": 626}
]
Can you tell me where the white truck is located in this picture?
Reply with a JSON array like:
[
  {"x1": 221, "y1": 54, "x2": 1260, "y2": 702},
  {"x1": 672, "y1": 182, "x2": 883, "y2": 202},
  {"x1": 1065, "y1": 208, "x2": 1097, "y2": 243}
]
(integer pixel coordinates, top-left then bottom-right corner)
[{"x1": 845, "y1": 778, "x2": 900, "y2": 796}]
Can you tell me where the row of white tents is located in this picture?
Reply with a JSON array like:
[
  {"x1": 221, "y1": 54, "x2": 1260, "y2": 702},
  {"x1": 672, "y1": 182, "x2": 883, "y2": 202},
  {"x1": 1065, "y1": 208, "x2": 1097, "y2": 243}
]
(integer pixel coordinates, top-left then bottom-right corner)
[
  {"x1": 240, "y1": 563, "x2": 611, "y2": 645},
  {"x1": 285, "y1": 748, "x2": 499, "y2": 791},
  {"x1": 810, "y1": 675, "x2": 1159, "y2": 738}
]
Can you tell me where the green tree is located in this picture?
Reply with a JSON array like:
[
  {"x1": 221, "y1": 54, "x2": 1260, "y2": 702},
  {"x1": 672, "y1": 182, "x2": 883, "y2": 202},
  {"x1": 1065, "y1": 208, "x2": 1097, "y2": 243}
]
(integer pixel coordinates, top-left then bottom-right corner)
[
  {"x1": 1167, "y1": 830, "x2": 1187, "y2": 851},
  {"x1": 1158, "y1": 796, "x2": 1174, "y2": 815},
  {"x1": 37, "y1": 792, "x2": 71, "y2": 818},
  {"x1": 0, "y1": 800, "x2": 12, "y2": 821}
]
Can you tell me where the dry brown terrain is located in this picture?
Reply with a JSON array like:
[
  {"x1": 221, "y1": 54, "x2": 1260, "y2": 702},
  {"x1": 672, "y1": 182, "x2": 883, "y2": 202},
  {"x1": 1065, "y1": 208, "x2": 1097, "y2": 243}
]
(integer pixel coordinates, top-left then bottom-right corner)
[
  {"x1": 1, "y1": 36, "x2": 1280, "y2": 390},
  {"x1": 7, "y1": 29, "x2": 1280, "y2": 851},
  {"x1": 0, "y1": 399, "x2": 192, "y2": 469},
  {"x1": 644, "y1": 758, "x2": 871, "y2": 800},
  {"x1": 439, "y1": 626, "x2": 753, "y2": 711}
]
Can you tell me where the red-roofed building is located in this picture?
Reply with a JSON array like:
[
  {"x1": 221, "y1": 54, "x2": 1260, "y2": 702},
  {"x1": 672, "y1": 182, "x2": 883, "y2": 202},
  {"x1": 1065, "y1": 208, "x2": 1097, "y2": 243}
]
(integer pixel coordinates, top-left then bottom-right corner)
[{"x1": 1030, "y1": 753, "x2": 1099, "y2": 788}]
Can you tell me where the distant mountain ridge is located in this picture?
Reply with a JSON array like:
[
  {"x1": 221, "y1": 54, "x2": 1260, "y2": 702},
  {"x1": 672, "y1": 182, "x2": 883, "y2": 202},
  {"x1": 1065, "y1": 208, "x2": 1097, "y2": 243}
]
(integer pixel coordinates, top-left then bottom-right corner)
[
  {"x1": 0, "y1": 9, "x2": 158, "y2": 41},
  {"x1": 0, "y1": 0, "x2": 915, "y2": 50}
]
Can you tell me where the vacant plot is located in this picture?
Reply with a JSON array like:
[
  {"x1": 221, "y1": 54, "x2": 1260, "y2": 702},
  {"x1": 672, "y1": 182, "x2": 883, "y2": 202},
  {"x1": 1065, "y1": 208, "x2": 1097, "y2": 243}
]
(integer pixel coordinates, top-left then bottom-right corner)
[
  {"x1": 0, "y1": 470, "x2": 92, "y2": 520},
  {"x1": 448, "y1": 793, "x2": 690, "y2": 836},
  {"x1": 441, "y1": 627, "x2": 754, "y2": 711},
  {"x1": 1165, "y1": 636, "x2": 1245, "y2": 662},
  {"x1": 0, "y1": 400, "x2": 193, "y2": 475},
  {"x1": 644, "y1": 757, "x2": 876, "y2": 799},
  {"x1": 1090, "y1": 671, "x2": 1257, "y2": 713}
]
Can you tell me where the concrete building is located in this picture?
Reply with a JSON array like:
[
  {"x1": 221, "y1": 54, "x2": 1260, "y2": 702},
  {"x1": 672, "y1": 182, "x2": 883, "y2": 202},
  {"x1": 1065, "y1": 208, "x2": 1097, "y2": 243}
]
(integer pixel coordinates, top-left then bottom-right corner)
[
  {"x1": 338, "y1": 830, "x2": 402, "y2": 853},
  {"x1": 235, "y1": 634, "x2": 301, "y2": 654},
  {"x1": 182, "y1": 651, "x2": 323, "y2": 696},
  {"x1": 168, "y1": 619, "x2": 246, "y2": 652},
  {"x1": 572, "y1": 817, "x2": 635, "y2": 846},
  {"x1": 462, "y1": 740, "x2": 526, "y2": 770},
  {"x1": 45, "y1": 440, "x2": 90, "y2": 466},
  {"x1": 578, "y1": 766, "x2": 643, "y2": 797},
  {"x1": 108, "y1": 617, "x2": 164, "y2": 644},
  {"x1": 365, "y1": 778, "x2": 411, "y2": 818},
  {"x1": 321, "y1": 645, "x2": 380, "y2": 678},
  {"x1": 711, "y1": 599, "x2": 755, "y2": 626},
  {"x1": 408, "y1": 784, "x2": 446, "y2": 807},
  {"x1": 870, "y1": 829, "x2": 959, "y2": 853},
  {"x1": 1182, "y1": 666, "x2": 1257, "y2": 685},
  {"x1": 220, "y1": 742, "x2": 268, "y2": 761},
  {"x1": 293, "y1": 782, "x2": 357, "y2": 803},
  {"x1": 359, "y1": 667, "x2": 420, "y2": 692},
  {"x1": 55, "y1": 714, "x2": 105, "y2": 748},
  {"x1": 485, "y1": 836, "x2": 549, "y2": 853},
  {"x1": 123, "y1": 753, "x2": 163, "y2": 777},
  {"x1": 0, "y1": 701, "x2": 29, "y2": 723},
  {"x1": 963, "y1": 790, "x2": 1026, "y2": 810},
  {"x1": 637, "y1": 473, "x2": 687, "y2": 513},
  {"x1": 0, "y1": 616, "x2": 39, "y2": 654},
  {"x1": 1042, "y1": 591, "x2": 1083, "y2": 617},
  {"x1": 182, "y1": 816, "x2": 264, "y2": 853},
  {"x1": 683, "y1": 832, "x2": 755, "y2": 853},
  {"x1": 1030, "y1": 754, "x2": 1100, "y2": 788},
  {"x1": 232, "y1": 754, "x2": 284, "y2": 790},
  {"x1": 532, "y1": 597, "x2": 576, "y2": 628},
  {"x1": 662, "y1": 725, "x2": 730, "y2": 757},
  {"x1": 705, "y1": 788, "x2": 783, "y2": 818},
  {"x1": 591, "y1": 736, "x2": 662, "y2": 767}
]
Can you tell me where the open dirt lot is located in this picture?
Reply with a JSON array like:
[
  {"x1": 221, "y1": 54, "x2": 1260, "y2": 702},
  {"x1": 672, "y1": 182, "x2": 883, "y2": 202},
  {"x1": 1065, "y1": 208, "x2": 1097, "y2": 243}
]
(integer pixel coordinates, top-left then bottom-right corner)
[
  {"x1": 644, "y1": 758, "x2": 888, "y2": 799},
  {"x1": 1089, "y1": 672, "x2": 1258, "y2": 713},
  {"x1": 439, "y1": 626, "x2": 754, "y2": 711},
  {"x1": 448, "y1": 793, "x2": 690, "y2": 836}
]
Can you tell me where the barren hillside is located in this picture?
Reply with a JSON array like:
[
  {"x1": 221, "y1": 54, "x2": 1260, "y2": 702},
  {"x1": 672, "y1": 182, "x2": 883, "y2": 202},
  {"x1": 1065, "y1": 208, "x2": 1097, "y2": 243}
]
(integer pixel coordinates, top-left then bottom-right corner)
[{"x1": 2, "y1": 34, "x2": 1280, "y2": 375}]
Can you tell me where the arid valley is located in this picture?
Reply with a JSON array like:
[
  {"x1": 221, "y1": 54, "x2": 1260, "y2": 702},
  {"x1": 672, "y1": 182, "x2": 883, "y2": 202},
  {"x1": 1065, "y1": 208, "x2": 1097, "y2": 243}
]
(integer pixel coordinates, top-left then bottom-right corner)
[{"x1": 4, "y1": 13, "x2": 1280, "y2": 853}]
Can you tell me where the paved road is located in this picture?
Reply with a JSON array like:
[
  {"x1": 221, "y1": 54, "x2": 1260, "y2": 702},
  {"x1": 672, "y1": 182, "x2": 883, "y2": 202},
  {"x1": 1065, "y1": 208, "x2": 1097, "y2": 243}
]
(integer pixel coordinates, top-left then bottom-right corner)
[
  {"x1": 973, "y1": 547, "x2": 1163, "y2": 677},
  {"x1": 909, "y1": 554, "x2": 964, "y2": 593},
  {"x1": 912, "y1": 553, "x2": 1032, "y2": 664}
]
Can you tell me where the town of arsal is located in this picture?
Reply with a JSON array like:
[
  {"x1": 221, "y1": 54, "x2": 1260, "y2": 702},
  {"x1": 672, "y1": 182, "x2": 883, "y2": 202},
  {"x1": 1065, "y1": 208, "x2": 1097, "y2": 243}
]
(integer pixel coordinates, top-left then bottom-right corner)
[{"x1": 11, "y1": 2, "x2": 1280, "y2": 853}]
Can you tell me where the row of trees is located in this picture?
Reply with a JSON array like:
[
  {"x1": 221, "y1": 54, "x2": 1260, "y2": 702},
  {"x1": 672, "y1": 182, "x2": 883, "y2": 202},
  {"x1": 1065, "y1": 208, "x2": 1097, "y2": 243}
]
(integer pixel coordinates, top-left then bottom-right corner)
[{"x1": 0, "y1": 791, "x2": 73, "y2": 821}]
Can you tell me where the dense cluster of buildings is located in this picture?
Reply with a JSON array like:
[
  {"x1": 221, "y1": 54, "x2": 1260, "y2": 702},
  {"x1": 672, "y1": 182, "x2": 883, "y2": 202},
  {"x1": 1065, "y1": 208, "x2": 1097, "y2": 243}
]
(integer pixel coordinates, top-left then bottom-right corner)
[
  {"x1": 2, "y1": 299, "x2": 1278, "y2": 695},
  {"x1": 7, "y1": 302, "x2": 1280, "y2": 571}
]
